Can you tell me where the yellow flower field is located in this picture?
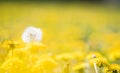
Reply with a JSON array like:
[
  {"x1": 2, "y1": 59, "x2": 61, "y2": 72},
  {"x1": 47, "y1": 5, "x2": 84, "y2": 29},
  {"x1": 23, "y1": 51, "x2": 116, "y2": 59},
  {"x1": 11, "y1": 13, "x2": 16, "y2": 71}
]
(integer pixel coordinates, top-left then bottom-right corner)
[{"x1": 0, "y1": 3, "x2": 120, "y2": 73}]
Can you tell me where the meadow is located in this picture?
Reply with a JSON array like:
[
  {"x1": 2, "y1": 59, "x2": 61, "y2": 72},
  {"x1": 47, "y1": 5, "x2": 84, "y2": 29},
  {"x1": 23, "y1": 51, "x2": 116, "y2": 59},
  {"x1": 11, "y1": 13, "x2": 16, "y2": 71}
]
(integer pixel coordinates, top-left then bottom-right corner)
[{"x1": 0, "y1": 3, "x2": 120, "y2": 73}]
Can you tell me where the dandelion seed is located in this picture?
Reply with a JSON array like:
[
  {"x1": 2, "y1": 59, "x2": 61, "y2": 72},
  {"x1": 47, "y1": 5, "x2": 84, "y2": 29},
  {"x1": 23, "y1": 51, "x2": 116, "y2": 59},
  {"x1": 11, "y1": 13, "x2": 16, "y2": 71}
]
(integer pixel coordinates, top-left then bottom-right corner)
[{"x1": 22, "y1": 26, "x2": 42, "y2": 43}]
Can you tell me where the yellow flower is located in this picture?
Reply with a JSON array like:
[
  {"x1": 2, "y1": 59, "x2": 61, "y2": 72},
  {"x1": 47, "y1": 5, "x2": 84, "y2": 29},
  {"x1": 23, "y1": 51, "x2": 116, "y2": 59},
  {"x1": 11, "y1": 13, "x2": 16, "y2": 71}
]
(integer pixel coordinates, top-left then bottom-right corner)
[
  {"x1": 1, "y1": 57, "x2": 26, "y2": 73},
  {"x1": 27, "y1": 54, "x2": 39, "y2": 67},
  {"x1": 105, "y1": 64, "x2": 120, "y2": 73},
  {"x1": 5, "y1": 48, "x2": 28, "y2": 61},
  {"x1": 26, "y1": 42, "x2": 46, "y2": 54},
  {"x1": 54, "y1": 53, "x2": 75, "y2": 61},
  {"x1": 0, "y1": 40, "x2": 24, "y2": 51},
  {"x1": 0, "y1": 40, "x2": 25, "y2": 64},
  {"x1": 73, "y1": 62, "x2": 86, "y2": 71},
  {"x1": 30, "y1": 65, "x2": 45, "y2": 73},
  {"x1": 89, "y1": 57, "x2": 109, "y2": 68},
  {"x1": 72, "y1": 52, "x2": 85, "y2": 61},
  {"x1": 107, "y1": 49, "x2": 120, "y2": 62},
  {"x1": 33, "y1": 57, "x2": 59, "y2": 73},
  {"x1": 87, "y1": 53, "x2": 109, "y2": 68}
]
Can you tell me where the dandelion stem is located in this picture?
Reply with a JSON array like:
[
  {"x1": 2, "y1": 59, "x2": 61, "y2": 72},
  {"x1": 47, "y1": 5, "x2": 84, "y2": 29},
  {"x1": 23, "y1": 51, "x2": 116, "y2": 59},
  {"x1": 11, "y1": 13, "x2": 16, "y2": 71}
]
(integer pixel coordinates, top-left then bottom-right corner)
[
  {"x1": 94, "y1": 62, "x2": 99, "y2": 73},
  {"x1": 63, "y1": 63, "x2": 70, "y2": 73}
]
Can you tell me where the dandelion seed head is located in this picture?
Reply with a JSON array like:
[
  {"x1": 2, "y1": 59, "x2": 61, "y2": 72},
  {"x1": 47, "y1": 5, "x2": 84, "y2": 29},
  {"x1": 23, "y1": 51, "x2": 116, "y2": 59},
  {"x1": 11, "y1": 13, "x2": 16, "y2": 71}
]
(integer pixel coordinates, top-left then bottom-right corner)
[{"x1": 22, "y1": 26, "x2": 42, "y2": 43}]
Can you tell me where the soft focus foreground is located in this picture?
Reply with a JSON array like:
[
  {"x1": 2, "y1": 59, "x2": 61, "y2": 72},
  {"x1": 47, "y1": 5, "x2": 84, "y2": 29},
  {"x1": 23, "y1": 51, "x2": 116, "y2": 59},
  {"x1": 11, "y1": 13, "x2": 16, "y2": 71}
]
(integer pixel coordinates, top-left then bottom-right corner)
[{"x1": 0, "y1": 3, "x2": 120, "y2": 73}]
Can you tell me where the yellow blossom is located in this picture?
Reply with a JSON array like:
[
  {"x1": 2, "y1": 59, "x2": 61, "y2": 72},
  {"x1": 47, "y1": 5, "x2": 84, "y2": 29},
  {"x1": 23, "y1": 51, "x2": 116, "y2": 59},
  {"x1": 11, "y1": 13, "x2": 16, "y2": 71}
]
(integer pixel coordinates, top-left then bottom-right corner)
[
  {"x1": 105, "y1": 64, "x2": 120, "y2": 73},
  {"x1": 1, "y1": 57, "x2": 26, "y2": 73}
]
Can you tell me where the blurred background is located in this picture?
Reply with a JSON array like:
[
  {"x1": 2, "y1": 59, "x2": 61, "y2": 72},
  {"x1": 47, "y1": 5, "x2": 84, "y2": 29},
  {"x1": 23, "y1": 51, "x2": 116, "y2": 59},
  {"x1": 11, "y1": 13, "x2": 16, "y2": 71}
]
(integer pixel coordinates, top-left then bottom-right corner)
[
  {"x1": 0, "y1": 1, "x2": 120, "y2": 52},
  {"x1": 0, "y1": 1, "x2": 120, "y2": 73}
]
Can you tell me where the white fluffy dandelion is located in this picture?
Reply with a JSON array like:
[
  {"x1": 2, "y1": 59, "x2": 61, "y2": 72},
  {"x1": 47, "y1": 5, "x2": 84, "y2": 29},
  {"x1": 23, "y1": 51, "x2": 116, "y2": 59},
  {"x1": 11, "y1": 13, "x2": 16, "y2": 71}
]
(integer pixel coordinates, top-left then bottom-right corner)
[{"x1": 22, "y1": 26, "x2": 42, "y2": 43}]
